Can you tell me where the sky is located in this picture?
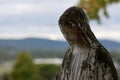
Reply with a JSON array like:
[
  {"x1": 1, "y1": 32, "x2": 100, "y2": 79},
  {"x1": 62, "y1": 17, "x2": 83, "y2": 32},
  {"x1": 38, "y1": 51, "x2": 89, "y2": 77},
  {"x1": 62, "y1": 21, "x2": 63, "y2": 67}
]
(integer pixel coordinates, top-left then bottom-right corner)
[{"x1": 0, "y1": 0, "x2": 120, "y2": 42}]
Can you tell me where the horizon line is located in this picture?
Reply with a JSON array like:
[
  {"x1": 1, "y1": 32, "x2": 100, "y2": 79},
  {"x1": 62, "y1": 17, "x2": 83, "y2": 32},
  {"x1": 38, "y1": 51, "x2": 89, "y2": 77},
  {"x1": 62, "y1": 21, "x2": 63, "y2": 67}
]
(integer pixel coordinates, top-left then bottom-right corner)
[{"x1": 0, "y1": 37, "x2": 119, "y2": 43}]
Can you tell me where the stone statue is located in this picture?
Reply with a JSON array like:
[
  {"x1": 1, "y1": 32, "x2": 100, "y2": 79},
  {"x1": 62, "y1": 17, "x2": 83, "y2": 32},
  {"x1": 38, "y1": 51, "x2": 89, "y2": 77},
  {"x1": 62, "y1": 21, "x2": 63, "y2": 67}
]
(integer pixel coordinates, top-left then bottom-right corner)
[{"x1": 56, "y1": 6, "x2": 118, "y2": 80}]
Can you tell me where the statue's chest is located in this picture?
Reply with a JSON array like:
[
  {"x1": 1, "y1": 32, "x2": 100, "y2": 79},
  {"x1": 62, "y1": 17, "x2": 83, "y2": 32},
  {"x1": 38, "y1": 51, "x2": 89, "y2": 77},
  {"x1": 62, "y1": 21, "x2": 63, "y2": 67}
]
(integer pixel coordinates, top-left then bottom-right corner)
[
  {"x1": 67, "y1": 47, "x2": 94, "y2": 79},
  {"x1": 67, "y1": 47, "x2": 113, "y2": 80},
  {"x1": 72, "y1": 46, "x2": 96, "y2": 65}
]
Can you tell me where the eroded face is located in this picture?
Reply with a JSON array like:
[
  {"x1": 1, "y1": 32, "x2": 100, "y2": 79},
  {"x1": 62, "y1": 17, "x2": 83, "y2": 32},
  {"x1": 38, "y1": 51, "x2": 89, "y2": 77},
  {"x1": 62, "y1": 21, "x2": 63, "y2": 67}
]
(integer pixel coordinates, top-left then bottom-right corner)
[
  {"x1": 59, "y1": 25, "x2": 80, "y2": 44},
  {"x1": 59, "y1": 6, "x2": 89, "y2": 45}
]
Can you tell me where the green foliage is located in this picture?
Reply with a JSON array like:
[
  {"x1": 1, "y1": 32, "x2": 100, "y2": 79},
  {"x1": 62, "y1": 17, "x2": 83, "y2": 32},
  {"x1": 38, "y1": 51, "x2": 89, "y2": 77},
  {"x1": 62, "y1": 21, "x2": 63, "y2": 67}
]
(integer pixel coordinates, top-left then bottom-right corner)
[
  {"x1": 9, "y1": 52, "x2": 61, "y2": 80},
  {"x1": 10, "y1": 51, "x2": 34, "y2": 80},
  {"x1": 34, "y1": 64, "x2": 60, "y2": 80},
  {"x1": 78, "y1": 0, "x2": 120, "y2": 22}
]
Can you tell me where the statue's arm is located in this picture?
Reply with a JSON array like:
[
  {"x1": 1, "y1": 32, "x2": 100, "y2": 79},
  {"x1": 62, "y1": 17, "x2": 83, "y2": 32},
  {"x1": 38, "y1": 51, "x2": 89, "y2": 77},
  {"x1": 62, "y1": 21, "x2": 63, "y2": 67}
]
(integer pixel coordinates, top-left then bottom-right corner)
[
  {"x1": 95, "y1": 45, "x2": 118, "y2": 80},
  {"x1": 56, "y1": 48, "x2": 72, "y2": 80},
  {"x1": 62, "y1": 48, "x2": 72, "y2": 68}
]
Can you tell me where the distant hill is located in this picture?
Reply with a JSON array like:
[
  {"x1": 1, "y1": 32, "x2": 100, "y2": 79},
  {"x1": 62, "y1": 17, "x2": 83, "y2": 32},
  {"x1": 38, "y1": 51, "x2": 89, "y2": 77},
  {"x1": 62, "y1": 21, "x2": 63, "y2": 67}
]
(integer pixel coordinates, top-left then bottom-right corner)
[
  {"x1": 0, "y1": 38, "x2": 120, "y2": 59},
  {"x1": 0, "y1": 38, "x2": 120, "y2": 51},
  {"x1": 0, "y1": 38, "x2": 69, "y2": 50},
  {"x1": 99, "y1": 40, "x2": 120, "y2": 51},
  {"x1": 0, "y1": 38, "x2": 120, "y2": 50}
]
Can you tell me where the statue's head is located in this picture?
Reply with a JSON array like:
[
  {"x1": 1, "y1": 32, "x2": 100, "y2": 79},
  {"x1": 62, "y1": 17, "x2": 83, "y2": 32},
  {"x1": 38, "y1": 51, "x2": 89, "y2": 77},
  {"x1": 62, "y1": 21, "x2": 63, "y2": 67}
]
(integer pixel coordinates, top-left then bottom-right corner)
[
  {"x1": 59, "y1": 6, "x2": 89, "y2": 27},
  {"x1": 59, "y1": 6, "x2": 90, "y2": 46}
]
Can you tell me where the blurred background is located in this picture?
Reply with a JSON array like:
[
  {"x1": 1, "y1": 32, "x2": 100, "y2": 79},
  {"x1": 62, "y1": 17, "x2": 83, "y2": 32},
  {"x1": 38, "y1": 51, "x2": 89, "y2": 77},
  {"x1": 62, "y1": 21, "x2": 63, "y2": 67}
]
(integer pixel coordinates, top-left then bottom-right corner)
[{"x1": 0, "y1": 0, "x2": 120, "y2": 80}]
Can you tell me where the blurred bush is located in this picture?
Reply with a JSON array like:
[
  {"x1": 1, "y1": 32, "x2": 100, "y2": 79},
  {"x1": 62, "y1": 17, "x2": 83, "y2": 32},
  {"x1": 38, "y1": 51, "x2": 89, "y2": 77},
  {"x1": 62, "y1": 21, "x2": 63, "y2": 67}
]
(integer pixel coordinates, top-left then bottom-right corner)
[
  {"x1": 9, "y1": 51, "x2": 34, "y2": 80},
  {"x1": 9, "y1": 52, "x2": 60, "y2": 80}
]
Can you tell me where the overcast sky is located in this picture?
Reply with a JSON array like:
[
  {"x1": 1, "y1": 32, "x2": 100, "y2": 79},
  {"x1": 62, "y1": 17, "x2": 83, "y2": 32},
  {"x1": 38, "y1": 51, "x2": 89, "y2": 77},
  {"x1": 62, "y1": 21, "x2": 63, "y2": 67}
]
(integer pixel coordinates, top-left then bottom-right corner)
[{"x1": 0, "y1": 0, "x2": 120, "y2": 42}]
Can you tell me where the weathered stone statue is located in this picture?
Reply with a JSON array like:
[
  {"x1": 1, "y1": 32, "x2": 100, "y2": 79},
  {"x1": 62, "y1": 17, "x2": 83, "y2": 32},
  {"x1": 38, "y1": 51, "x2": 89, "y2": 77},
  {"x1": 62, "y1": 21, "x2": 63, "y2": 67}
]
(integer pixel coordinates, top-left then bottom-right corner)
[{"x1": 56, "y1": 6, "x2": 118, "y2": 80}]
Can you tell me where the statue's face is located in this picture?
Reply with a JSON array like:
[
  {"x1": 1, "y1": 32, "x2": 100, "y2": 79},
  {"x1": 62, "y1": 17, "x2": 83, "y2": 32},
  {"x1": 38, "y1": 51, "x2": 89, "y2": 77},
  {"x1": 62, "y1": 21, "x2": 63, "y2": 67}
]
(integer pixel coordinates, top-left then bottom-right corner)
[
  {"x1": 59, "y1": 25, "x2": 79, "y2": 44},
  {"x1": 59, "y1": 6, "x2": 89, "y2": 45}
]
